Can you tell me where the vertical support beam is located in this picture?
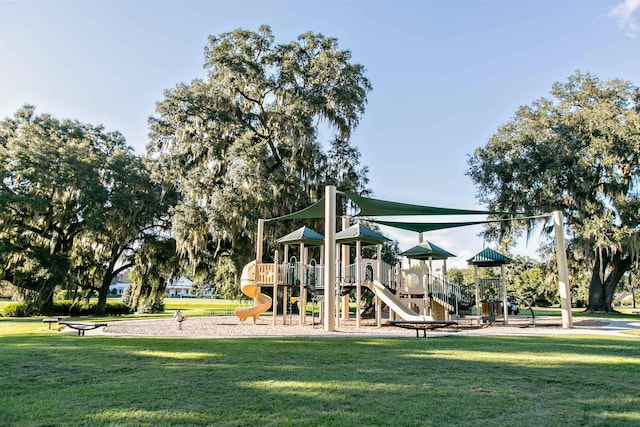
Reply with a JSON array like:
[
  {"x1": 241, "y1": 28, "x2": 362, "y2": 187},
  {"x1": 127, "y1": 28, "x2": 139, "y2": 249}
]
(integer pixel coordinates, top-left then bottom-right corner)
[
  {"x1": 376, "y1": 244, "x2": 382, "y2": 327},
  {"x1": 283, "y1": 245, "x2": 289, "y2": 325},
  {"x1": 501, "y1": 264, "x2": 508, "y2": 325},
  {"x1": 324, "y1": 186, "x2": 336, "y2": 332},
  {"x1": 355, "y1": 240, "x2": 362, "y2": 329},
  {"x1": 300, "y1": 243, "x2": 306, "y2": 325},
  {"x1": 273, "y1": 250, "x2": 278, "y2": 326},
  {"x1": 256, "y1": 219, "x2": 264, "y2": 263},
  {"x1": 553, "y1": 210, "x2": 573, "y2": 329},
  {"x1": 474, "y1": 265, "x2": 481, "y2": 327},
  {"x1": 341, "y1": 216, "x2": 350, "y2": 320}
]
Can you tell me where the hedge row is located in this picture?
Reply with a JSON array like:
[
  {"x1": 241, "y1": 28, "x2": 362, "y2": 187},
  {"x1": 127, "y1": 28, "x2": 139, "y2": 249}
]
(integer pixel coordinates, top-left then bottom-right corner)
[{"x1": 1, "y1": 301, "x2": 133, "y2": 317}]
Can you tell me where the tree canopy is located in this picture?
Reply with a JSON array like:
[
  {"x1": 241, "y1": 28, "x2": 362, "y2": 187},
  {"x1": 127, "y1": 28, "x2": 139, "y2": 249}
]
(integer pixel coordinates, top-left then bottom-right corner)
[
  {"x1": 147, "y1": 25, "x2": 372, "y2": 273},
  {"x1": 0, "y1": 106, "x2": 175, "y2": 314},
  {"x1": 468, "y1": 71, "x2": 640, "y2": 311}
]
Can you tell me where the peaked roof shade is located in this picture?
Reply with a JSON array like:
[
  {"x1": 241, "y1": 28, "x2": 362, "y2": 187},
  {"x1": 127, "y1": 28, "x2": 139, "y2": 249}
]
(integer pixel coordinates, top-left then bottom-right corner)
[
  {"x1": 371, "y1": 219, "x2": 496, "y2": 233},
  {"x1": 346, "y1": 193, "x2": 515, "y2": 217},
  {"x1": 467, "y1": 248, "x2": 513, "y2": 266},
  {"x1": 275, "y1": 226, "x2": 325, "y2": 245},
  {"x1": 400, "y1": 241, "x2": 456, "y2": 260},
  {"x1": 335, "y1": 224, "x2": 391, "y2": 245},
  {"x1": 265, "y1": 193, "x2": 519, "y2": 222}
]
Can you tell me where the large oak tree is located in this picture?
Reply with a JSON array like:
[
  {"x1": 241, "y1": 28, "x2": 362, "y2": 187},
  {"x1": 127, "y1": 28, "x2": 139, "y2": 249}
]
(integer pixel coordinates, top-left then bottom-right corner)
[
  {"x1": 468, "y1": 72, "x2": 640, "y2": 312},
  {"x1": 147, "y1": 26, "x2": 372, "y2": 274},
  {"x1": 0, "y1": 106, "x2": 174, "y2": 314}
]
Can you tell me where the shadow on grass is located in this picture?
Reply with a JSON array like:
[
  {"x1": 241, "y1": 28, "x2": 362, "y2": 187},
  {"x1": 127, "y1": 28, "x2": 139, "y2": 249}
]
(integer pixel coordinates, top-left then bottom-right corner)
[{"x1": 1, "y1": 335, "x2": 639, "y2": 426}]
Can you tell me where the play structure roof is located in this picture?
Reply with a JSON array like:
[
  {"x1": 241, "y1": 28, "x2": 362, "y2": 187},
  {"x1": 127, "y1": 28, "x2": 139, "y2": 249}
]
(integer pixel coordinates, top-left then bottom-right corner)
[
  {"x1": 346, "y1": 193, "x2": 513, "y2": 217},
  {"x1": 467, "y1": 248, "x2": 512, "y2": 266},
  {"x1": 275, "y1": 226, "x2": 324, "y2": 245},
  {"x1": 400, "y1": 241, "x2": 456, "y2": 260},
  {"x1": 370, "y1": 219, "x2": 495, "y2": 233},
  {"x1": 335, "y1": 224, "x2": 391, "y2": 245},
  {"x1": 266, "y1": 193, "x2": 517, "y2": 222}
]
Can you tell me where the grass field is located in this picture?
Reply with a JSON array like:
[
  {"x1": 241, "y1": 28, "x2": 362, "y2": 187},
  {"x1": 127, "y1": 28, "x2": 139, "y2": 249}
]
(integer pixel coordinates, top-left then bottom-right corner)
[
  {"x1": 2, "y1": 299, "x2": 640, "y2": 426},
  {"x1": 1, "y1": 318, "x2": 639, "y2": 426}
]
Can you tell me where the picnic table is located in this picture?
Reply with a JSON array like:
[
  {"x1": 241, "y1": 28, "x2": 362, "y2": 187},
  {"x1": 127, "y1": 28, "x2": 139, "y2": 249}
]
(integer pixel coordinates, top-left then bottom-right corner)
[{"x1": 42, "y1": 316, "x2": 70, "y2": 329}]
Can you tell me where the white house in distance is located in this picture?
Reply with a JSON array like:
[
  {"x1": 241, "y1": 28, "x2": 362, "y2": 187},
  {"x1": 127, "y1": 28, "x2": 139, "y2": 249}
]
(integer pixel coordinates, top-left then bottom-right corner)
[
  {"x1": 166, "y1": 276, "x2": 194, "y2": 297},
  {"x1": 109, "y1": 271, "x2": 214, "y2": 298}
]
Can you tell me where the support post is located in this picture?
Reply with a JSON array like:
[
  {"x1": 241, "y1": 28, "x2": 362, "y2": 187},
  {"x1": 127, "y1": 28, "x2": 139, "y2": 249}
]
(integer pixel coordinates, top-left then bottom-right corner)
[
  {"x1": 323, "y1": 186, "x2": 336, "y2": 331},
  {"x1": 501, "y1": 264, "x2": 508, "y2": 325},
  {"x1": 553, "y1": 210, "x2": 573, "y2": 329},
  {"x1": 355, "y1": 240, "x2": 362, "y2": 329},
  {"x1": 256, "y1": 219, "x2": 264, "y2": 263},
  {"x1": 273, "y1": 250, "x2": 278, "y2": 326},
  {"x1": 341, "y1": 216, "x2": 350, "y2": 320},
  {"x1": 474, "y1": 265, "x2": 481, "y2": 327},
  {"x1": 376, "y1": 244, "x2": 382, "y2": 327}
]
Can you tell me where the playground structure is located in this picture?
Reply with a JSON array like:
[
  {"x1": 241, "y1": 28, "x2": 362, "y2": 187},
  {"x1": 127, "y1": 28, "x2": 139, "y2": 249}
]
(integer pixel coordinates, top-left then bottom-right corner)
[
  {"x1": 235, "y1": 223, "x2": 481, "y2": 328},
  {"x1": 235, "y1": 187, "x2": 573, "y2": 330}
]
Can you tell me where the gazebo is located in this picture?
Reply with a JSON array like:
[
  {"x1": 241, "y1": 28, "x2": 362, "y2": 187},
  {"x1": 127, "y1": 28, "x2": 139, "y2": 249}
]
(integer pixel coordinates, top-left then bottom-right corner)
[
  {"x1": 467, "y1": 248, "x2": 513, "y2": 325},
  {"x1": 335, "y1": 223, "x2": 390, "y2": 327},
  {"x1": 274, "y1": 226, "x2": 324, "y2": 325}
]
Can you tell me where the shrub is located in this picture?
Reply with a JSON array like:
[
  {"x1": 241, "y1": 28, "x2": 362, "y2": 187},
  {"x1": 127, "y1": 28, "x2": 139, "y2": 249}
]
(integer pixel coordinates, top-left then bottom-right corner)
[
  {"x1": 137, "y1": 297, "x2": 164, "y2": 314},
  {"x1": 2, "y1": 302, "x2": 37, "y2": 317},
  {"x1": 105, "y1": 301, "x2": 132, "y2": 315}
]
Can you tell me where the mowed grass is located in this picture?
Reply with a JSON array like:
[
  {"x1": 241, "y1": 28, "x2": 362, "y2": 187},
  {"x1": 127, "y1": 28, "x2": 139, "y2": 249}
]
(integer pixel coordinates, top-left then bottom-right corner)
[{"x1": 1, "y1": 322, "x2": 639, "y2": 427}]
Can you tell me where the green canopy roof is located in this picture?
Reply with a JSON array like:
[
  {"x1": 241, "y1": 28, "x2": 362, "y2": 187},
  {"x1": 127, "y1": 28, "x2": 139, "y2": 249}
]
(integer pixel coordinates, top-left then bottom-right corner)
[
  {"x1": 275, "y1": 226, "x2": 324, "y2": 245},
  {"x1": 346, "y1": 193, "x2": 513, "y2": 217},
  {"x1": 400, "y1": 241, "x2": 456, "y2": 260},
  {"x1": 265, "y1": 193, "x2": 519, "y2": 222},
  {"x1": 467, "y1": 248, "x2": 512, "y2": 266},
  {"x1": 335, "y1": 224, "x2": 391, "y2": 245},
  {"x1": 266, "y1": 198, "x2": 326, "y2": 222},
  {"x1": 371, "y1": 219, "x2": 495, "y2": 233}
]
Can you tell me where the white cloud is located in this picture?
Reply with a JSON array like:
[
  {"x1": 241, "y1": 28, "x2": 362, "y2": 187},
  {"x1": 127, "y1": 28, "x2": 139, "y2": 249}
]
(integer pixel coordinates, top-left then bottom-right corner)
[{"x1": 609, "y1": 0, "x2": 640, "y2": 39}]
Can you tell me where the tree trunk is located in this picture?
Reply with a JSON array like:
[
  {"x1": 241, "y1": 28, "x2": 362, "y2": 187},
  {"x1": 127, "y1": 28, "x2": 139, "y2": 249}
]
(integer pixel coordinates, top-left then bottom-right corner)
[
  {"x1": 586, "y1": 251, "x2": 631, "y2": 312},
  {"x1": 94, "y1": 275, "x2": 112, "y2": 315},
  {"x1": 38, "y1": 286, "x2": 55, "y2": 316}
]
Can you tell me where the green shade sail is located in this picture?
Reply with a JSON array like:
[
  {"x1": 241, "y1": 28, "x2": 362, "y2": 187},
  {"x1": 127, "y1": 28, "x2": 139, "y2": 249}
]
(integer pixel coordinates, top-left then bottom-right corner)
[
  {"x1": 265, "y1": 193, "x2": 520, "y2": 222},
  {"x1": 275, "y1": 226, "x2": 324, "y2": 245},
  {"x1": 335, "y1": 224, "x2": 391, "y2": 245},
  {"x1": 346, "y1": 193, "x2": 515, "y2": 217},
  {"x1": 370, "y1": 219, "x2": 495, "y2": 233},
  {"x1": 265, "y1": 197, "x2": 326, "y2": 222},
  {"x1": 467, "y1": 248, "x2": 512, "y2": 266},
  {"x1": 400, "y1": 241, "x2": 456, "y2": 260}
]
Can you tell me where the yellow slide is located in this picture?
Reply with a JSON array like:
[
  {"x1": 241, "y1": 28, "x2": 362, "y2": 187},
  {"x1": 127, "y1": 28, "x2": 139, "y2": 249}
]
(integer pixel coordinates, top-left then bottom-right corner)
[{"x1": 234, "y1": 260, "x2": 272, "y2": 323}]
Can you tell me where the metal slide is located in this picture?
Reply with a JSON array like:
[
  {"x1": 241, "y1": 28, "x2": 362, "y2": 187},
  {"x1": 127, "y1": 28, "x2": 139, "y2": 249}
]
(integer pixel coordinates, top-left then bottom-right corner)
[
  {"x1": 366, "y1": 280, "x2": 433, "y2": 322},
  {"x1": 234, "y1": 261, "x2": 272, "y2": 323}
]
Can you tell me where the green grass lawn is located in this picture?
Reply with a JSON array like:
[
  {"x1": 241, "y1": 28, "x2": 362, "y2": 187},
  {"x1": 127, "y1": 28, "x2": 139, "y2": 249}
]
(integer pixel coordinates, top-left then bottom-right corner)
[{"x1": 1, "y1": 318, "x2": 639, "y2": 427}]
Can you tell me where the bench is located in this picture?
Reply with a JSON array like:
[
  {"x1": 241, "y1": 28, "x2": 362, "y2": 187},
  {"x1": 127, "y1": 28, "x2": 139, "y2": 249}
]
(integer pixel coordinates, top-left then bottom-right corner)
[
  {"x1": 42, "y1": 316, "x2": 70, "y2": 329},
  {"x1": 59, "y1": 321, "x2": 107, "y2": 336},
  {"x1": 388, "y1": 320, "x2": 458, "y2": 338},
  {"x1": 631, "y1": 308, "x2": 640, "y2": 315}
]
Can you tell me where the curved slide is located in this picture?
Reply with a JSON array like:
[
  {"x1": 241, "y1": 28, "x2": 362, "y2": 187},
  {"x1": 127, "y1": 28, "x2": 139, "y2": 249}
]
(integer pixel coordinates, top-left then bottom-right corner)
[
  {"x1": 366, "y1": 280, "x2": 433, "y2": 322},
  {"x1": 235, "y1": 260, "x2": 272, "y2": 323}
]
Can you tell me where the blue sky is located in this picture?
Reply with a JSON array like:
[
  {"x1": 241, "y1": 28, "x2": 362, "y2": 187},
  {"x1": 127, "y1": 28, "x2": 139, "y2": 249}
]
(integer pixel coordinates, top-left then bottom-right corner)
[{"x1": 1, "y1": 0, "x2": 639, "y2": 268}]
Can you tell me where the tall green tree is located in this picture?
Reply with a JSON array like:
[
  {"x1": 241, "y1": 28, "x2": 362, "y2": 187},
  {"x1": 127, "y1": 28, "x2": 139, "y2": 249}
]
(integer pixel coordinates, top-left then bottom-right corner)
[
  {"x1": 0, "y1": 106, "x2": 175, "y2": 314},
  {"x1": 0, "y1": 106, "x2": 115, "y2": 313},
  {"x1": 70, "y1": 154, "x2": 177, "y2": 314},
  {"x1": 147, "y1": 25, "x2": 372, "y2": 273},
  {"x1": 467, "y1": 72, "x2": 640, "y2": 312}
]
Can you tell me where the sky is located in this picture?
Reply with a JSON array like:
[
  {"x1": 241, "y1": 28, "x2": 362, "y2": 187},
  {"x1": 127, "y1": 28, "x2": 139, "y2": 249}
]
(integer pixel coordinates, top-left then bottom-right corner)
[{"x1": 1, "y1": 0, "x2": 639, "y2": 269}]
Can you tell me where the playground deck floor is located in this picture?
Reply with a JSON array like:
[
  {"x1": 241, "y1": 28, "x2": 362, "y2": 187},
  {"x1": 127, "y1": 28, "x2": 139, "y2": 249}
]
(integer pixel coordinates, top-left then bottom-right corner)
[{"x1": 84, "y1": 315, "x2": 640, "y2": 339}]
